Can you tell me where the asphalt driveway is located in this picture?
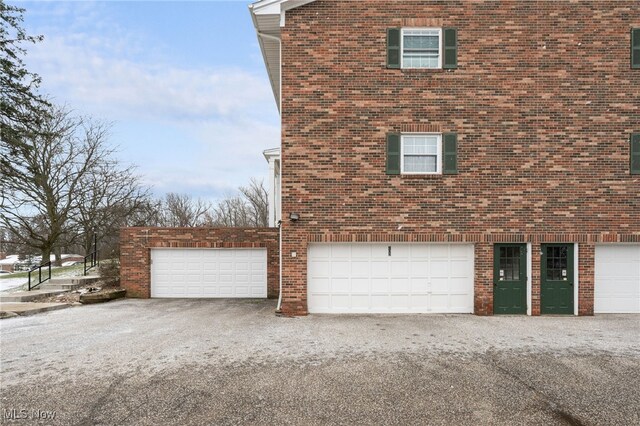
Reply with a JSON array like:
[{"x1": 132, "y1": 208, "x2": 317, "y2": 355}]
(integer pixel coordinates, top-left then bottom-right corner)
[{"x1": 0, "y1": 299, "x2": 638, "y2": 425}]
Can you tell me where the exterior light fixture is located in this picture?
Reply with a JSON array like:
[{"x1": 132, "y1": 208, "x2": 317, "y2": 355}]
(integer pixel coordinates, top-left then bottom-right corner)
[{"x1": 289, "y1": 212, "x2": 300, "y2": 222}]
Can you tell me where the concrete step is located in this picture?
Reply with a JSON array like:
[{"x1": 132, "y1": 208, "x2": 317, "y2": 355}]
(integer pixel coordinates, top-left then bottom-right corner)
[
  {"x1": 41, "y1": 275, "x2": 101, "y2": 291},
  {"x1": 0, "y1": 289, "x2": 68, "y2": 303}
]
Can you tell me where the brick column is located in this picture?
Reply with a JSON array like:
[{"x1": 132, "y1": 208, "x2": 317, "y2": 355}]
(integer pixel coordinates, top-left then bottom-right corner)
[
  {"x1": 279, "y1": 223, "x2": 308, "y2": 316},
  {"x1": 578, "y1": 243, "x2": 595, "y2": 316},
  {"x1": 531, "y1": 242, "x2": 541, "y2": 316},
  {"x1": 474, "y1": 242, "x2": 493, "y2": 315}
]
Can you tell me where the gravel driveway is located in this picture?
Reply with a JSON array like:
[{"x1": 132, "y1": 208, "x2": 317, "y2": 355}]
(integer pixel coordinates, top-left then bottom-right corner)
[{"x1": 1, "y1": 299, "x2": 638, "y2": 425}]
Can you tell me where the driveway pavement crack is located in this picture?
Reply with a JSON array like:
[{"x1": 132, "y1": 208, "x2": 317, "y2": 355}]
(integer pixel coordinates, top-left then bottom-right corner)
[{"x1": 484, "y1": 352, "x2": 589, "y2": 426}]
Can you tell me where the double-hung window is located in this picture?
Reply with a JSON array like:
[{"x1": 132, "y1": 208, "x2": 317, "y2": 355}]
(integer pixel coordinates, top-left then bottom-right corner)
[
  {"x1": 402, "y1": 28, "x2": 442, "y2": 69},
  {"x1": 387, "y1": 27, "x2": 457, "y2": 69},
  {"x1": 401, "y1": 134, "x2": 442, "y2": 174}
]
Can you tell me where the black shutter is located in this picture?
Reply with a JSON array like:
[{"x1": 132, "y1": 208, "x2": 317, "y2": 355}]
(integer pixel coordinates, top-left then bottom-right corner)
[
  {"x1": 387, "y1": 28, "x2": 401, "y2": 69},
  {"x1": 632, "y1": 28, "x2": 640, "y2": 69},
  {"x1": 443, "y1": 133, "x2": 458, "y2": 174},
  {"x1": 443, "y1": 28, "x2": 458, "y2": 69},
  {"x1": 631, "y1": 133, "x2": 640, "y2": 175},
  {"x1": 386, "y1": 133, "x2": 401, "y2": 175}
]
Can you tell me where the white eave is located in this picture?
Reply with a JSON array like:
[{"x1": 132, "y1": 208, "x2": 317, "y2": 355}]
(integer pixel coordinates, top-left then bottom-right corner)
[
  {"x1": 249, "y1": 0, "x2": 316, "y2": 112},
  {"x1": 263, "y1": 147, "x2": 281, "y2": 162}
]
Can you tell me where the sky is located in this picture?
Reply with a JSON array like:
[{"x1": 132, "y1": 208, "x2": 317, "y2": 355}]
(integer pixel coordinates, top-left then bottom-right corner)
[{"x1": 12, "y1": 0, "x2": 280, "y2": 201}]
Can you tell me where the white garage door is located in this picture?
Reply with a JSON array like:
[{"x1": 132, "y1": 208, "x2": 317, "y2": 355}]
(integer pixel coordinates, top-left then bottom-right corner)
[
  {"x1": 308, "y1": 244, "x2": 474, "y2": 313},
  {"x1": 151, "y1": 249, "x2": 267, "y2": 298},
  {"x1": 595, "y1": 245, "x2": 640, "y2": 313}
]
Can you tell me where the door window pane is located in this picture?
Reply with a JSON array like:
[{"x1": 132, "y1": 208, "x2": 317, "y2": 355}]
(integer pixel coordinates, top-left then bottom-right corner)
[
  {"x1": 546, "y1": 246, "x2": 568, "y2": 281},
  {"x1": 499, "y1": 246, "x2": 520, "y2": 281}
]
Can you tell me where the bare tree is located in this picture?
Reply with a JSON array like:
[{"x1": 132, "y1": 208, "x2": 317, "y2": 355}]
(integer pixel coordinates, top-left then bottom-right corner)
[
  {"x1": 208, "y1": 195, "x2": 251, "y2": 227},
  {"x1": 0, "y1": 105, "x2": 107, "y2": 265},
  {"x1": 239, "y1": 178, "x2": 269, "y2": 227},
  {"x1": 159, "y1": 193, "x2": 211, "y2": 227},
  {"x1": 70, "y1": 159, "x2": 150, "y2": 255}
]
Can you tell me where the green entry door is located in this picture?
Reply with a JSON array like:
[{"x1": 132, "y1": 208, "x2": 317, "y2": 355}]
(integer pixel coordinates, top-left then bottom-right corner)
[
  {"x1": 541, "y1": 244, "x2": 574, "y2": 315},
  {"x1": 494, "y1": 244, "x2": 527, "y2": 314}
]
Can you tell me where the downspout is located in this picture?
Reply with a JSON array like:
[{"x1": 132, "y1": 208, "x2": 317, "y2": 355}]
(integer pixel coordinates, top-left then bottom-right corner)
[
  {"x1": 256, "y1": 30, "x2": 283, "y2": 312},
  {"x1": 276, "y1": 219, "x2": 283, "y2": 312}
]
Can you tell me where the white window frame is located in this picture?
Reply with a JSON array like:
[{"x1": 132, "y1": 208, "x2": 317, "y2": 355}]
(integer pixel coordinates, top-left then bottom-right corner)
[
  {"x1": 400, "y1": 133, "x2": 442, "y2": 175},
  {"x1": 400, "y1": 27, "x2": 443, "y2": 69}
]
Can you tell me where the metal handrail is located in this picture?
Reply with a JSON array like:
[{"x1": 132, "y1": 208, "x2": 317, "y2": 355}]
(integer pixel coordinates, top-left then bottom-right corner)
[
  {"x1": 83, "y1": 251, "x2": 98, "y2": 275},
  {"x1": 83, "y1": 232, "x2": 99, "y2": 276},
  {"x1": 28, "y1": 261, "x2": 52, "y2": 291}
]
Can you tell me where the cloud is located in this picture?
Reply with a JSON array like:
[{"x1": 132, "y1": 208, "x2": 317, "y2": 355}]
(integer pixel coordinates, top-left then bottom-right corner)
[
  {"x1": 20, "y1": 1, "x2": 280, "y2": 201},
  {"x1": 28, "y1": 34, "x2": 274, "y2": 121}
]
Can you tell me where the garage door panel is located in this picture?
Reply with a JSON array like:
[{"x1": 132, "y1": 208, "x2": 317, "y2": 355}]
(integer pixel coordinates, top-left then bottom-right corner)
[
  {"x1": 151, "y1": 249, "x2": 267, "y2": 298},
  {"x1": 352, "y1": 261, "x2": 370, "y2": 277},
  {"x1": 595, "y1": 245, "x2": 640, "y2": 313},
  {"x1": 410, "y1": 245, "x2": 430, "y2": 258},
  {"x1": 313, "y1": 278, "x2": 330, "y2": 293},
  {"x1": 351, "y1": 245, "x2": 371, "y2": 258},
  {"x1": 450, "y1": 245, "x2": 472, "y2": 258},
  {"x1": 308, "y1": 243, "x2": 474, "y2": 314},
  {"x1": 309, "y1": 294, "x2": 329, "y2": 310},
  {"x1": 371, "y1": 262, "x2": 389, "y2": 275},
  {"x1": 411, "y1": 279, "x2": 428, "y2": 293},
  {"x1": 332, "y1": 294, "x2": 350, "y2": 308},
  {"x1": 410, "y1": 262, "x2": 429, "y2": 277},
  {"x1": 332, "y1": 261, "x2": 350, "y2": 277},
  {"x1": 351, "y1": 295, "x2": 369, "y2": 309},
  {"x1": 393, "y1": 245, "x2": 411, "y2": 257},
  {"x1": 309, "y1": 260, "x2": 329, "y2": 277},
  {"x1": 429, "y1": 294, "x2": 450, "y2": 311},
  {"x1": 390, "y1": 278, "x2": 410, "y2": 293},
  {"x1": 430, "y1": 261, "x2": 450, "y2": 278},
  {"x1": 411, "y1": 294, "x2": 429, "y2": 309},
  {"x1": 351, "y1": 278, "x2": 369, "y2": 293},
  {"x1": 391, "y1": 261, "x2": 409, "y2": 275},
  {"x1": 371, "y1": 278, "x2": 389, "y2": 292},
  {"x1": 331, "y1": 245, "x2": 350, "y2": 257},
  {"x1": 331, "y1": 278, "x2": 350, "y2": 293}
]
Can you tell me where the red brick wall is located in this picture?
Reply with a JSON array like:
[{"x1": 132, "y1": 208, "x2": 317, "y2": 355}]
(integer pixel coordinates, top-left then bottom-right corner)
[
  {"x1": 120, "y1": 228, "x2": 279, "y2": 299},
  {"x1": 278, "y1": 0, "x2": 640, "y2": 315}
]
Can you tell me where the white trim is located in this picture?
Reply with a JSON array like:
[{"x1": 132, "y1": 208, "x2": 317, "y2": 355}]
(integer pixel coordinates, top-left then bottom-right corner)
[
  {"x1": 400, "y1": 27, "x2": 443, "y2": 69},
  {"x1": 527, "y1": 242, "x2": 532, "y2": 316},
  {"x1": 400, "y1": 133, "x2": 442, "y2": 175},
  {"x1": 250, "y1": 0, "x2": 317, "y2": 109},
  {"x1": 574, "y1": 243, "x2": 579, "y2": 316}
]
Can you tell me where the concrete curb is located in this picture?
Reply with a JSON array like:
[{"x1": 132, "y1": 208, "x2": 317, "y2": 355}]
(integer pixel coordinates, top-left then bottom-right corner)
[{"x1": 0, "y1": 302, "x2": 71, "y2": 318}]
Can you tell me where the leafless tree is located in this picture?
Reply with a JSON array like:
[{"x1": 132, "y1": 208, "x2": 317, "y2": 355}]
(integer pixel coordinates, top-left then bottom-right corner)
[
  {"x1": 205, "y1": 179, "x2": 269, "y2": 227},
  {"x1": 208, "y1": 195, "x2": 251, "y2": 227},
  {"x1": 159, "y1": 193, "x2": 211, "y2": 227},
  {"x1": 1, "y1": 105, "x2": 109, "y2": 265},
  {"x1": 239, "y1": 178, "x2": 269, "y2": 227},
  {"x1": 125, "y1": 179, "x2": 270, "y2": 229},
  {"x1": 70, "y1": 159, "x2": 150, "y2": 256}
]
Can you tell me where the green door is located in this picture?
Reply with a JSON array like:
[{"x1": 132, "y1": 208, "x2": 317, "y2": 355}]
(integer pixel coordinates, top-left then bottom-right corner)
[
  {"x1": 494, "y1": 244, "x2": 527, "y2": 314},
  {"x1": 541, "y1": 244, "x2": 574, "y2": 315}
]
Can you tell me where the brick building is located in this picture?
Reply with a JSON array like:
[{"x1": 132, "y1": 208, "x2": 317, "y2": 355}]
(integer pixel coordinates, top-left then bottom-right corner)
[{"x1": 250, "y1": 0, "x2": 640, "y2": 316}]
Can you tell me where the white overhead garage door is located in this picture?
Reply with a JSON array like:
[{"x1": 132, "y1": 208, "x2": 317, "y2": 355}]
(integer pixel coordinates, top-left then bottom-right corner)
[
  {"x1": 307, "y1": 243, "x2": 474, "y2": 314},
  {"x1": 151, "y1": 248, "x2": 267, "y2": 298},
  {"x1": 595, "y1": 245, "x2": 640, "y2": 313}
]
